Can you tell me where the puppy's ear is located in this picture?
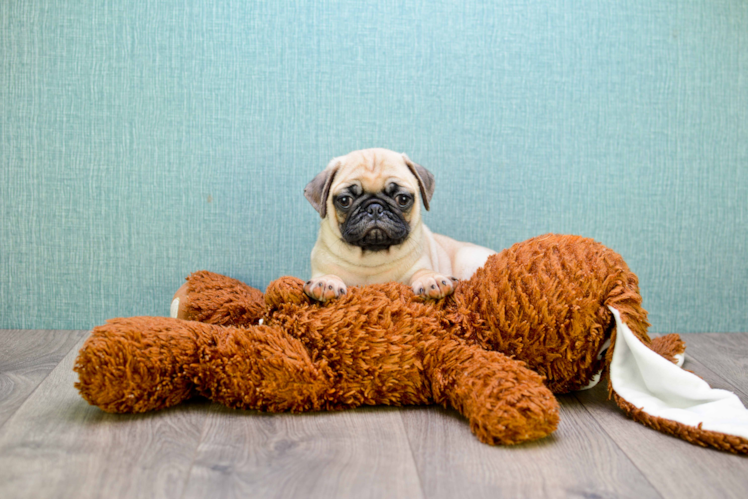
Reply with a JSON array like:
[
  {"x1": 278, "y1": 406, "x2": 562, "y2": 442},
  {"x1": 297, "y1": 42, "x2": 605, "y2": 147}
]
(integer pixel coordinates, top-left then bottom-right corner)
[
  {"x1": 402, "y1": 154, "x2": 435, "y2": 211},
  {"x1": 304, "y1": 160, "x2": 340, "y2": 218}
]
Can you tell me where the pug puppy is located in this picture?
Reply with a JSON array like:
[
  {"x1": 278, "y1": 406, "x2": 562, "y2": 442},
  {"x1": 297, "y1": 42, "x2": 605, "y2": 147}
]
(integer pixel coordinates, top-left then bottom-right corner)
[{"x1": 304, "y1": 148, "x2": 495, "y2": 301}]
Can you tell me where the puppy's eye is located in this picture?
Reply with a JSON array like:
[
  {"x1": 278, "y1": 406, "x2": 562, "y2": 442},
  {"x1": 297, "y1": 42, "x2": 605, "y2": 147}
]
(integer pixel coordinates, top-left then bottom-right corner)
[
  {"x1": 396, "y1": 194, "x2": 411, "y2": 207},
  {"x1": 337, "y1": 196, "x2": 352, "y2": 208}
]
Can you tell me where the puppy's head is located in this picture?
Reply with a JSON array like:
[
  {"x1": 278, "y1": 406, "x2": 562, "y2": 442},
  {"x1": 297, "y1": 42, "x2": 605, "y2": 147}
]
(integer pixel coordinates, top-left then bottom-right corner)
[{"x1": 305, "y1": 148, "x2": 435, "y2": 252}]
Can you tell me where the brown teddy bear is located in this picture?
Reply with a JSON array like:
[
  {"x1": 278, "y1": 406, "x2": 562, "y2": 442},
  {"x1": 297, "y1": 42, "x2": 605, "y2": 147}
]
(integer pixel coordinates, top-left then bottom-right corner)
[{"x1": 74, "y1": 234, "x2": 748, "y2": 452}]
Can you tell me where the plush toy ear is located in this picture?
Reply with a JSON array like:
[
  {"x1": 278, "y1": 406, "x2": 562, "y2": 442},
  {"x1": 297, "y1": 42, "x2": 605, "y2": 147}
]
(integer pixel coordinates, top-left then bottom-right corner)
[
  {"x1": 608, "y1": 306, "x2": 748, "y2": 454},
  {"x1": 304, "y1": 159, "x2": 340, "y2": 219},
  {"x1": 402, "y1": 154, "x2": 435, "y2": 211}
]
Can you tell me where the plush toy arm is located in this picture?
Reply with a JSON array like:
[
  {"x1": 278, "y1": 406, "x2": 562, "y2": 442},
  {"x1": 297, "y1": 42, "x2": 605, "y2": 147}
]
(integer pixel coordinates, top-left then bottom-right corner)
[
  {"x1": 425, "y1": 338, "x2": 560, "y2": 445},
  {"x1": 171, "y1": 271, "x2": 265, "y2": 326},
  {"x1": 264, "y1": 276, "x2": 311, "y2": 309}
]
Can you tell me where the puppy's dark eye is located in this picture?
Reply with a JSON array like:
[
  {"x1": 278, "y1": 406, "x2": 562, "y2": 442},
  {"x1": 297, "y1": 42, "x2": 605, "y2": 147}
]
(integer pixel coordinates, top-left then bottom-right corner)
[
  {"x1": 337, "y1": 195, "x2": 352, "y2": 208},
  {"x1": 396, "y1": 194, "x2": 411, "y2": 207}
]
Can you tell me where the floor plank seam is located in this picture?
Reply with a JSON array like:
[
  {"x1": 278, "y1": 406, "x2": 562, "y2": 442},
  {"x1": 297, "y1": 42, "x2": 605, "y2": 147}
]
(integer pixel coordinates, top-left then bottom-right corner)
[
  {"x1": 178, "y1": 407, "x2": 212, "y2": 499},
  {"x1": 571, "y1": 391, "x2": 665, "y2": 499},
  {"x1": 398, "y1": 410, "x2": 428, "y2": 499},
  {"x1": 0, "y1": 331, "x2": 88, "y2": 436}
]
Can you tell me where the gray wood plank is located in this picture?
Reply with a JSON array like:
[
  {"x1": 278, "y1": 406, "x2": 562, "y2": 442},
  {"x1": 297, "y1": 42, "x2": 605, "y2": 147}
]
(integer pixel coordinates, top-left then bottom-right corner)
[
  {"x1": 679, "y1": 333, "x2": 748, "y2": 395},
  {"x1": 0, "y1": 333, "x2": 208, "y2": 498},
  {"x1": 575, "y1": 353, "x2": 748, "y2": 499},
  {"x1": 183, "y1": 405, "x2": 424, "y2": 498},
  {"x1": 400, "y1": 394, "x2": 659, "y2": 498},
  {"x1": 0, "y1": 329, "x2": 88, "y2": 428}
]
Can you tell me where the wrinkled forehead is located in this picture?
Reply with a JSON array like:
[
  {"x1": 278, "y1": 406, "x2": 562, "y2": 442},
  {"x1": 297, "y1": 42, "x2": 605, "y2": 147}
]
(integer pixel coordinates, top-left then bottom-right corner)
[{"x1": 331, "y1": 150, "x2": 419, "y2": 194}]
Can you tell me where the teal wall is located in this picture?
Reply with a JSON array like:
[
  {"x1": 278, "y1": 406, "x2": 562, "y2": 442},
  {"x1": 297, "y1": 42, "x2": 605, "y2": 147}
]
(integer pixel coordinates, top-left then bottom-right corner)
[{"x1": 1, "y1": 1, "x2": 746, "y2": 332}]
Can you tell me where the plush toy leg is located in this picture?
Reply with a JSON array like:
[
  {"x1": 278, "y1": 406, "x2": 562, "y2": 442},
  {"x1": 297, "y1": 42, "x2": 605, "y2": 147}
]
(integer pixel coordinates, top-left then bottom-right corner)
[
  {"x1": 426, "y1": 339, "x2": 560, "y2": 445},
  {"x1": 608, "y1": 306, "x2": 748, "y2": 454},
  {"x1": 171, "y1": 271, "x2": 265, "y2": 326},
  {"x1": 76, "y1": 316, "x2": 332, "y2": 414},
  {"x1": 75, "y1": 317, "x2": 208, "y2": 413}
]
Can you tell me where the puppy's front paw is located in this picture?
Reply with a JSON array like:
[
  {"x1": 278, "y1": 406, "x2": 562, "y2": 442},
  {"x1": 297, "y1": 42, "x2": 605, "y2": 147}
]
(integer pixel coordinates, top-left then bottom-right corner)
[
  {"x1": 411, "y1": 271, "x2": 458, "y2": 299},
  {"x1": 304, "y1": 275, "x2": 347, "y2": 302}
]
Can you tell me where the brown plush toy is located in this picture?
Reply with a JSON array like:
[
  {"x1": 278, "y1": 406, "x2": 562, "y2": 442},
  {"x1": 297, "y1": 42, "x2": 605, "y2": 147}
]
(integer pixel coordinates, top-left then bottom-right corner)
[{"x1": 74, "y1": 234, "x2": 748, "y2": 452}]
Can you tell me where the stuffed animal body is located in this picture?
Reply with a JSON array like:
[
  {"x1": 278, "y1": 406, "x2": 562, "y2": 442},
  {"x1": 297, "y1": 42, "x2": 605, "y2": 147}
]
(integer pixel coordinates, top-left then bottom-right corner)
[{"x1": 75, "y1": 234, "x2": 748, "y2": 453}]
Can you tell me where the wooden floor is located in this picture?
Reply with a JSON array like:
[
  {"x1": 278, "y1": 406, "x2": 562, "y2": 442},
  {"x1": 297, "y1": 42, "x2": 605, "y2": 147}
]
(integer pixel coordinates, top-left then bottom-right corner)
[{"x1": 0, "y1": 330, "x2": 746, "y2": 498}]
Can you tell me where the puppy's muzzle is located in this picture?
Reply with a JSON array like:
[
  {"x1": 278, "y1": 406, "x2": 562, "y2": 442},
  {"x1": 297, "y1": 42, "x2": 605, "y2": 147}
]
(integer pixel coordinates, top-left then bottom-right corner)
[{"x1": 342, "y1": 198, "x2": 409, "y2": 251}]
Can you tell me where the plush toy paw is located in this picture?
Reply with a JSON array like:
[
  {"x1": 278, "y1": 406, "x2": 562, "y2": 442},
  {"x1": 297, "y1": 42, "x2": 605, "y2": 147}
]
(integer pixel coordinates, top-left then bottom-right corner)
[
  {"x1": 410, "y1": 270, "x2": 458, "y2": 299},
  {"x1": 304, "y1": 274, "x2": 347, "y2": 302},
  {"x1": 649, "y1": 333, "x2": 687, "y2": 367}
]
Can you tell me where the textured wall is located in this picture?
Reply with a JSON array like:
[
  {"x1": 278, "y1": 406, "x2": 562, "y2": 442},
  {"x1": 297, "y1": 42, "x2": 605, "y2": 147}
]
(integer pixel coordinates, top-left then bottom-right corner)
[{"x1": 1, "y1": 0, "x2": 746, "y2": 332}]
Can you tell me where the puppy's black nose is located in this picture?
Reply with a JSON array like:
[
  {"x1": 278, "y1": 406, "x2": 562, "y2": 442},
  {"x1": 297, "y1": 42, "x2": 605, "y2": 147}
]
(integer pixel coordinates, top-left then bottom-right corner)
[{"x1": 366, "y1": 202, "x2": 385, "y2": 219}]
